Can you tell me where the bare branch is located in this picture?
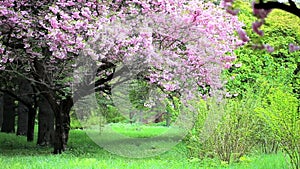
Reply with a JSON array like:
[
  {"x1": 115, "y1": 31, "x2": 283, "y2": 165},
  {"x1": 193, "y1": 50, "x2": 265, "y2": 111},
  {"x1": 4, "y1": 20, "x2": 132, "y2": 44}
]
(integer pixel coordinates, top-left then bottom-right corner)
[{"x1": 254, "y1": 0, "x2": 300, "y2": 18}]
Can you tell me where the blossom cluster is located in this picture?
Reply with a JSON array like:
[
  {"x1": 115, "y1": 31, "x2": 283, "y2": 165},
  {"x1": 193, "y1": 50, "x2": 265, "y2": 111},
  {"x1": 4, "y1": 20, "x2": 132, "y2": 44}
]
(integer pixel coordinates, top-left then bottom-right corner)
[{"x1": 0, "y1": 0, "x2": 244, "y2": 98}]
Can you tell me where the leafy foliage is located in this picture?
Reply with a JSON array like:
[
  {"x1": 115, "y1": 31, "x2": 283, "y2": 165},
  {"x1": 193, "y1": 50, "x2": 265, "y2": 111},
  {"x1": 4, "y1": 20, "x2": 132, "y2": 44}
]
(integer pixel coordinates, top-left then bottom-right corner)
[
  {"x1": 255, "y1": 84, "x2": 300, "y2": 169},
  {"x1": 187, "y1": 93, "x2": 261, "y2": 164},
  {"x1": 224, "y1": 0, "x2": 300, "y2": 98}
]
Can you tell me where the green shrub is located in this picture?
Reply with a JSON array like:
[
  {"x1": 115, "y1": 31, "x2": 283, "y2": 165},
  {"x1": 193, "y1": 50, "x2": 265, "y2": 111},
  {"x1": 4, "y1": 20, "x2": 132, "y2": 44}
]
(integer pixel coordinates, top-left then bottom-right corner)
[
  {"x1": 224, "y1": 0, "x2": 300, "y2": 98},
  {"x1": 255, "y1": 85, "x2": 300, "y2": 169},
  {"x1": 187, "y1": 92, "x2": 261, "y2": 164}
]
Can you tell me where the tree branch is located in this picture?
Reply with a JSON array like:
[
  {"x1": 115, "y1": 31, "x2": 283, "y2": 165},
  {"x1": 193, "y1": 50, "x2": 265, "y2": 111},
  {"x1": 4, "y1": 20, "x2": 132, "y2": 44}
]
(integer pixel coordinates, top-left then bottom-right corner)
[{"x1": 254, "y1": 1, "x2": 300, "y2": 18}]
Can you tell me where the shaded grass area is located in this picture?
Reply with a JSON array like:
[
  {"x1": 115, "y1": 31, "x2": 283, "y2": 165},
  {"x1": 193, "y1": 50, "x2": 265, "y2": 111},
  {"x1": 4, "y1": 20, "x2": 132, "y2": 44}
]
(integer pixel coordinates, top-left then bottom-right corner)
[
  {"x1": 110, "y1": 123, "x2": 169, "y2": 138},
  {"x1": 0, "y1": 125, "x2": 288, "y2": 169}
]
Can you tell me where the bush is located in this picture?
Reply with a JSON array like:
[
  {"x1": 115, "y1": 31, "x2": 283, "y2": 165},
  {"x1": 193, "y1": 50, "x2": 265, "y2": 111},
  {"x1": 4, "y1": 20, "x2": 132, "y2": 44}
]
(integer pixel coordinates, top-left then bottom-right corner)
[
  {"x1": 224, "y1": 0, "x2": 300, "y2": 98},
  {"x1": 255, "y1": 84, "x2": 300, "y2": 169},
  {"x1": 187, "y1": 92, "x2": 261, "y2": 164}
]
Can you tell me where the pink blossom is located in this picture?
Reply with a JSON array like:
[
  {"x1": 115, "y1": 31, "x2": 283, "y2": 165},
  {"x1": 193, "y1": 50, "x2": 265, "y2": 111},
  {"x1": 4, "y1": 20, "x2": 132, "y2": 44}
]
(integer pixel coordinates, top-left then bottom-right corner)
[
  {"x1": 225, "y1": 92, "x2": 232, "y2": 98},
  {"x1": 61, "y1": 13, "x2": 71, "y2": 20},
  {"x1": 224, "y1": 62, "x2": 232, "y2": 69},
  {"x1": 24, "y1": 43, "x2": 30, "y2": 48},
  {"x1": 252, "y1": 2, "x2": 272, "y2": 19},
  {"x1": 72, "y1": 12, "x2": 80, "y2": 19},
  {"x1": 252, "y1": 21, "x2": 264, "y2": 36},
  {"x1": 49, "y1": 6, "x2": 59, "y2": 14},
  {"x1": 49, "y1": 17, "x2": 59, "y2": 29},
  {"x1": 237, "y1": 29, "x2": 250, "y2": 42},
  {"x1": 0, "y1": 0, "x2": 244, "y2": 101},
  {"x1": 226, "y1": 9, "x2": 239, "y2": 15},
  {"x1": 66, "y1": 1, "x2": 75, "y2": 6},
  {"x1": 1, "y1": 57, "x2": 8, "y2": 63},
  {"x1": 264, "y1": 44, "x2": 274, "y2": 53},
  {"x1": 0, "y1": 48, "x2": 3, "y2": 54},
  {"x1": 81, "y1": 7, "x2": 91, "y2": 19},
  {"x1": 0, "y1": 9, "x2": 9, "y2": 16},
  {"x1": 289, "y1": 43, "x2": 300, "y2": 52},
  {"x1": 164, "y1": 83, "x2": 177, "y2": 91}
]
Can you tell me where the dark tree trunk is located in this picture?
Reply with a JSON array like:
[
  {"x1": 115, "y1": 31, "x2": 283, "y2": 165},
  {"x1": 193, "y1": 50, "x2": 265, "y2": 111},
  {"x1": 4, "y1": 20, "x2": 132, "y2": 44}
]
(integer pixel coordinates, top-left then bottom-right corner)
[
  {"x1": 1, "y1": 93, "x2": 16, "y2": 133},
  {"x1": 0, "y1": 93, "x2": 3, "y2": 130},
  {"x1": 37, "y1": 96, "x2": 54, "y2": 146},
  {"x1": 16, "y1": 103, "x2": 28, "y2": 136},
  {"x1": 13, "y1": 77, "x2": 36, "y2": 141},
  {"x1": 42, "y1": 94, "x2": 73, "y2": 154},
  {"x1": 27, "y1": 107, "x2": 36, "y2": 142},
  {"x1": 27, "y1": 86, "x2": 37, "y2": 142},
  {"x1": 60, "y1": 98, "x2": 72, "y2": 150}
]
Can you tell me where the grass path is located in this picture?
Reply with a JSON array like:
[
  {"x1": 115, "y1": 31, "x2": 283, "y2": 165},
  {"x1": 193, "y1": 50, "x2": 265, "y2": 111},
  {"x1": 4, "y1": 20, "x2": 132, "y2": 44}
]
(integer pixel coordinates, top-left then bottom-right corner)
[{"x1": 0, "y1": 124, "x2": 288, "y2": 169}]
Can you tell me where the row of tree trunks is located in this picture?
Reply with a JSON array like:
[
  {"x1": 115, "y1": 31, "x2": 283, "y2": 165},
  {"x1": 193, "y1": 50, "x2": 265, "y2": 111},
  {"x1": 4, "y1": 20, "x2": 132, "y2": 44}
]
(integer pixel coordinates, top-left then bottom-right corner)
[
  {"x1": 0, "y1": 90, "x2": 56, "y2": 147},
  {"x1": 1, "y1": 78, "x2": 72, "y2": 153}
]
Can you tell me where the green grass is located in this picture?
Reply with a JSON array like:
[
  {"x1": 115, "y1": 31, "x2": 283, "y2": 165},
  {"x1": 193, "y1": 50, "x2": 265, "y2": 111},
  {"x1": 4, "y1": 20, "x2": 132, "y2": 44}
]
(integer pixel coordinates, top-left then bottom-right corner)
[
  {"x1": 0, "y1": 123, "x2": 288, "y2": 169},
  {"x1": 110, "y1": 123, "x2": 169, "y2": 138}
]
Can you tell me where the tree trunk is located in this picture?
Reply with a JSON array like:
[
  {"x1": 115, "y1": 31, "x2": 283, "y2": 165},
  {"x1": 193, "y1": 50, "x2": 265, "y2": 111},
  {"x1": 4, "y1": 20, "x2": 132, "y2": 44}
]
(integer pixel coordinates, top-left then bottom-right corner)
[
  {"x1": 14, "y1": 77, "x2": 36, "y2": 141},
  {"x1": 27, "y1": 107, "x2": 36, "y2": 142},
  {"x1": 27, "y1": 85, "x2": 37, "y2": 142},
  {"x1": 0, "y1": 93, "x2": 3, "y2": 130},
  {"x1": 37, "y1": 96, "x2": 54, "y2": 146},
  {"x1": 45, "y1": 95, "x2": 73, "y2": 154},
  {"x1": 1, "y1": 93, "x2": 16, "y2": 133},
  {"x1": 16, "y1": 103, "x2": 28, "y2": 136},
  {"x1": 61, "y1": 98, "x2": 72, "y2": 150}
]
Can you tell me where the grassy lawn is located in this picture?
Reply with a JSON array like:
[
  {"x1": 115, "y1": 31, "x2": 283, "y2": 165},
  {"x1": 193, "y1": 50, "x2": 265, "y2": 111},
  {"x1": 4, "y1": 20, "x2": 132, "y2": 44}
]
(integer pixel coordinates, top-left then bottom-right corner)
[
  {"x1": 110, "y1": 123, "x2": 170, "y2": 138},
  {"x1": 0, "y1": 123, "x2": 288, "y2": 169}
]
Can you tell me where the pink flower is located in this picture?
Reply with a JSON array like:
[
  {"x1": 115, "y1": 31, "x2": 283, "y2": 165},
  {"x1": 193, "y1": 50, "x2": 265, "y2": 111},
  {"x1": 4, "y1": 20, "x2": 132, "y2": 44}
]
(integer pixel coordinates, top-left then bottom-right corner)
[
  {"x1": 49, "y1": 6, "x2": 59, "y2": 14},
  {"x1": 66, "y1": 1, "x2": 75, "y2": 6},
  {"x1": 81, "y1": 7, "x2": 91, "y2": 19},
  {"x1": 24, "y1": 43, "x2": 30, "y2": 48},
  {"x1": 223, "y1": 0, "x2": 234, "y2": 2},
  {"x1": 49, "y1": 17, "x2": 59, "y2": 29},
  {"x1": 1, "y1": 57, "x2": 8, "y2": 63},
  {"x1": 225, "y1": 92, "x2": 232, "y2": 98},
  {"x1": 72, "y1": 12, "x2": 80, "y2": 19},
  {"x1": 252, "y1": 21, "x2": 264, "y2": 36},
  {"x1": 252, "y1": 2, "x2": 272, "y2": 19},
  {"x1": 264, "y1": 44, "x2": 274, "y2": 53},
  {"x1": 289, "y1": 43, "x2": 300, "y2": 52},
  {"x1": 0, "y1": 47, "x2": 4, "y2": 54},
  {"x1": 61, "y1": 13, "x2": 71, "y2": 20},
  {"x1": 0, "y1": 9, "x2": 9, "y2": 16},
  {"x1": 226, "y1": 9, "x2": 239, "y2": 15},
  {"x1": 224, "y1": 62, "x2": 232, "y2": 69},
  {"x1": 237, "y1": 29, "x2": 249, "y2": 42},
  {"x1": 164, "y1": 83, "x2": 177, "y2": 91}
]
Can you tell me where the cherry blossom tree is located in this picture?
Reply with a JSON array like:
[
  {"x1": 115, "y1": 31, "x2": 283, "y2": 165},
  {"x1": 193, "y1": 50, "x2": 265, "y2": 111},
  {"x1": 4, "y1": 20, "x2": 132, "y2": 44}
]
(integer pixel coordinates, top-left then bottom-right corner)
[{"x1": 0, "y1": 0, "x2": 243, "y2": 153}]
